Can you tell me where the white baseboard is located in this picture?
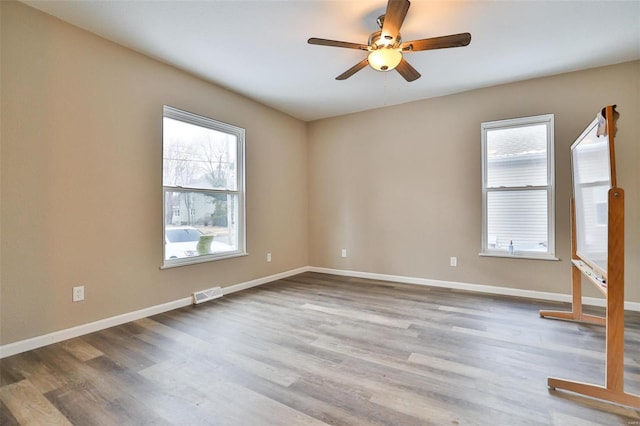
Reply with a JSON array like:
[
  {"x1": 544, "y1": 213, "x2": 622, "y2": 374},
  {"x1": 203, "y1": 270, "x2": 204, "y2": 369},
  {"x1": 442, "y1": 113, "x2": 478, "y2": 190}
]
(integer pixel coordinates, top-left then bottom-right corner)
[
  {"x1": 0, "y1": 297, "x2": 192, "y2": 359},
  {"x1": 3, "y1": 265, "x2": 638, "y2": 359},
  {"x1": 0, "y1": 266, "x2": 310, "y2": 359},
  {"x1": 222, "y1": 266, "x2": 309, "y2": 295},
  {"x1": 308, "y1": 266, "x2": 640, "y2": 312}
]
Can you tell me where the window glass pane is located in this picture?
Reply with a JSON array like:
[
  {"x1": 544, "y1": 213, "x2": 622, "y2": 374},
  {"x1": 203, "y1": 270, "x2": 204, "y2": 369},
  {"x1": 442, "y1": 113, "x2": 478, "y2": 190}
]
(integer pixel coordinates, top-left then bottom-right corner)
[
  {"x1": 487, "y1": 190, "x2": 548, "y2": 252},
  {"x1": 486, "y1": 124, "x2": 547, "y2": 187},
  {"x1": 164, "y1": 191, "x2": 239, "y2": 260},
  {"x1": 163, "y1": 117, "x2": 238, "y2": 191}
]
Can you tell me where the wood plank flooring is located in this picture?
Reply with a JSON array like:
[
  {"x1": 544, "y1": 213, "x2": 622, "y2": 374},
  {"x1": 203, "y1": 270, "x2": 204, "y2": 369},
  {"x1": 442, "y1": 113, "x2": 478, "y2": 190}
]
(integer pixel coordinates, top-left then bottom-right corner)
[{"x1": 1, "y1": 272, "x2": 640, "y2": 425}]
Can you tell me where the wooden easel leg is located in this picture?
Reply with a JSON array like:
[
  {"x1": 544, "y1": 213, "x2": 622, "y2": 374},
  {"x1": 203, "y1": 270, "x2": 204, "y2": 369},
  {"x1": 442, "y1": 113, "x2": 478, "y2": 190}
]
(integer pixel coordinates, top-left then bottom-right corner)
[
  {"x1": 606, "y1": 189, "x2": 625, "y2": 392},
  {"x1": 539, "y1": 265, "x2": 604, "y2": 325},
  {"x1": 548, "y1": 378, "x2": 640, "y2": 409},
  {"x1": 539, "y1": 265, "x2": 581, "y2": 320}
]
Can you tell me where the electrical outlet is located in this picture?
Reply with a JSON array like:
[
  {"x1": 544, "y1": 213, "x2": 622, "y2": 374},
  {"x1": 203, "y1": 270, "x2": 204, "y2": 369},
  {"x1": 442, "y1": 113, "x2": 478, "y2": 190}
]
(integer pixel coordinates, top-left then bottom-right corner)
[
  {"x1": 267, "y1": 252, "x2": 272, "y2": 262},
  {"x1": 450, "y1": 257, "x2": 458, "y2": 267},
  {"x1": 341, "y1": 249, "x2": 347, "y2": 258},
  {"x1": 72, "y1": 286, "x2": 85, "y2": 302}
]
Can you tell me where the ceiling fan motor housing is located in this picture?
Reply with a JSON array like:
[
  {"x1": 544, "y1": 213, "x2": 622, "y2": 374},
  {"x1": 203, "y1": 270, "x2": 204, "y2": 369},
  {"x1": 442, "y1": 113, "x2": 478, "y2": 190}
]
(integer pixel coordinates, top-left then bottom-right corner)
[{"x1": 369, "y1": 30, "x2": 402, "y2": 49}]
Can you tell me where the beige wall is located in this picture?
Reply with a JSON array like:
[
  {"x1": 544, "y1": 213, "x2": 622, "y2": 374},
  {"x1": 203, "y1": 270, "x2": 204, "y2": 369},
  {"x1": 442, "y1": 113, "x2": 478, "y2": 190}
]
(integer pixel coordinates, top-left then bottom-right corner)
[
  {"x1": 0, "y1": 2, "x2": 309, "y2": 345},
  {"x1": 308, "y1": 61, "x2": 639, "y2": 302}
]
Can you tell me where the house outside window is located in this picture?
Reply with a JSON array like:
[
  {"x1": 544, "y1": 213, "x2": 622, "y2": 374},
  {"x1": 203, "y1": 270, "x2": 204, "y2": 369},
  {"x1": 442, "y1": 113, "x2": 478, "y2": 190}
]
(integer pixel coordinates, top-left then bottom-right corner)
[
  {"x1": 481, "y1": 114, "x2": 556, "y2": 259},
  {"x1": 162, "y1": 106, "x2": 246, "y2": 267}
]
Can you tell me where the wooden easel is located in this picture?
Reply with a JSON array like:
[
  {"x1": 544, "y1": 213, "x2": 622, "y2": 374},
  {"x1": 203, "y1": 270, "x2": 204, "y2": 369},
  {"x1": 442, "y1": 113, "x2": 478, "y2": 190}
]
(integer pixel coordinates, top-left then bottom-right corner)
[{"x1": 540, "y1": 105, "x2": 640, "y2": 408}]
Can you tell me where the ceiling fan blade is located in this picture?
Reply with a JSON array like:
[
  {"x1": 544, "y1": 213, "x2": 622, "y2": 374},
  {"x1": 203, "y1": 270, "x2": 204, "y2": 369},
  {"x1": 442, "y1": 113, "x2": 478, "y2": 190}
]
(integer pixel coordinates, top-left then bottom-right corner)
[
  {"x1": 336, "y1": 58, "x2": 369, "y2": 80},
  {"x1": 308, "y1": 38, "x2": 369, "y2": 50},
  {"x1": 400, "y1": 32, "x2": 471, "y2": 52},
  {"x1": 395, "y1": 58, "x2": 421, "y2": 82},
  {"x1": 381, "y1": 0, "x2": 410, "y2": 42}
]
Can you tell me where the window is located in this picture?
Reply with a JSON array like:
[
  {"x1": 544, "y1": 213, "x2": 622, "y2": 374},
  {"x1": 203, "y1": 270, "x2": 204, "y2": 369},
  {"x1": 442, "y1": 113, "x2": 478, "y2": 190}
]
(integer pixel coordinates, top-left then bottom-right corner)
[
  {"x1": 481, "y1": 114, "x2": 556, "y2": 259},
  {"x1": 162, "y1": 106, "x2": 246, "y2": 267}
]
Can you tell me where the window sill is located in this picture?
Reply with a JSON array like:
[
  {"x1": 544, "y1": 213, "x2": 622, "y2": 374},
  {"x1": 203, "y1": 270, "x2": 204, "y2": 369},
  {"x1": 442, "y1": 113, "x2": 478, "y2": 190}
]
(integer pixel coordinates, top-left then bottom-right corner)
[
  {"x1": 161, "y1": 251, "x2": 248, "y2": 269},
  {"x1": 479, "y1": 252, "x2": 560, "y2": 261}
]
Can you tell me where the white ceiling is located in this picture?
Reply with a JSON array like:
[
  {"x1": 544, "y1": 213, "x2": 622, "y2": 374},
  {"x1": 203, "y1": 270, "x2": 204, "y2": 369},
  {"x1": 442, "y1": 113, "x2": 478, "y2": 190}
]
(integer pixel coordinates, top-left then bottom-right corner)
[{"x1": 24, "y1": 0, "x2": 640, "y2": 122}]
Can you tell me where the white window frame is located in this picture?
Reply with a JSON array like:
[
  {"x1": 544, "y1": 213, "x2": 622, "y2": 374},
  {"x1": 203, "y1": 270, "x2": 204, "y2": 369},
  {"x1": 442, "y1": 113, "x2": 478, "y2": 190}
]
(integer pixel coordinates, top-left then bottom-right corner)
[
  {"x1": 162, "y1": 105, "x2": 246, "y2": 268},
  {"x1": 480, "y1": 114, "x2": 557, "y2": 260}
]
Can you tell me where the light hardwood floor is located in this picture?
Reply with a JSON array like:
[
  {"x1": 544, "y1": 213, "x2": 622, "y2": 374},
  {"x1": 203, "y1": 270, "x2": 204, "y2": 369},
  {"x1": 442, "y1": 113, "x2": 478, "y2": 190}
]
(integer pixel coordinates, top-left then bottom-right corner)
[{"x1": 1, "y1": 272, "x2": 640, "y2": 425}]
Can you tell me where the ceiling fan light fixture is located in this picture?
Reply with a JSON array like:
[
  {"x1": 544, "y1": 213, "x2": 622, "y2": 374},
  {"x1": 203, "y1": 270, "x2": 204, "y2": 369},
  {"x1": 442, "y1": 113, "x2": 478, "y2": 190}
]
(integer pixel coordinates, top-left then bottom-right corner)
[{"x1": 368, "y1": 48, "x2": 402, "y2": 72}]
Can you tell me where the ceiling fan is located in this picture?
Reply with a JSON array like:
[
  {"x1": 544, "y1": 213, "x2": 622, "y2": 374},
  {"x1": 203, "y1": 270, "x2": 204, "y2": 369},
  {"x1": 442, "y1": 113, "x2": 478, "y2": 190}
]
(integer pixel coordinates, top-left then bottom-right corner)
[{"x1": 308, "y1": 0, "x2": 471, "y2": 82}]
